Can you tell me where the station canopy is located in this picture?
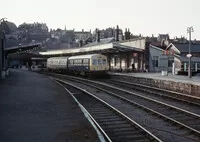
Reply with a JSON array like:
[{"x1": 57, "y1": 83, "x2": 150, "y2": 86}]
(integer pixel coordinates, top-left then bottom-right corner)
[
  {"x1": 4, "y1": 42, "x2": 42, "y2": 53},
  {"x1": 8, "y1": 52, "x2": 45, "y2": 60},
  {"x1": 39, "y1": 38, "x2": 145, "y2": 56}
]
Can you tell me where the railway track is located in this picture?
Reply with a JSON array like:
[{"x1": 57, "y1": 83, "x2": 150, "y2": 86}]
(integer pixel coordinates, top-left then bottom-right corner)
[
  {"x1": 52, "y1": 77, "x2": 161, "y2": 142},
  {"x1": 45, "y1": 72, "x2": 200, "y2": 141},
  {"x1": 109, "y1": 75, "x2": 200, "y2": 106},
  {"x1": 100, "y1": 79, "x2": 200, "y2": 115}
]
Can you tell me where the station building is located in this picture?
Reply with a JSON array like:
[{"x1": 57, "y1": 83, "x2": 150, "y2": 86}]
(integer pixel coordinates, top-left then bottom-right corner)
[
  {"x1": 166, "y1": 43, "x2": 200, "y2": 73},
  {"x1": 38, "y1": 37, "x2": 148, "y2": 72}
]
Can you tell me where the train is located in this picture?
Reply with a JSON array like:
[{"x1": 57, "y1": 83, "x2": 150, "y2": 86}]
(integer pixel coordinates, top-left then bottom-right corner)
[{"x1": 47, "y1": 54, "x2": 109, "y2": 76}]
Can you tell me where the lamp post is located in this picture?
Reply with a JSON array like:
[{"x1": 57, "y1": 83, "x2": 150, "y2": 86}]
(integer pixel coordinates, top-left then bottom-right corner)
[
  {"x1": 187, "y1": 26, "x2": 194, "y2": 78},
  {"x1": 0, "y1": 18, "x2": 7, "y2": 78}
]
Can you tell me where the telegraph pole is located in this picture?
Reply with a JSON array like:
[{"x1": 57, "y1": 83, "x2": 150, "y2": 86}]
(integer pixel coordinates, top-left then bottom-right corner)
[{"x1": 187, "y1": 26, "x2": 194, "y2": 78}]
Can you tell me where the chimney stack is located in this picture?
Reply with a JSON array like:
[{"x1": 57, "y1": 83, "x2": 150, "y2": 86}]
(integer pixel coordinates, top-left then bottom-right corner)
[
  {"x1": 96, "y1": 28, "x2": 100, "y2": 42},
  {"x1": 115, "y1": 25, "x2": 119, "y2": 41},
  {"x1": 127, "y1": 28, "x2": 131, "y2": 40},
  {"x1": 79, "y1": 40, "x2": 83, "y2": 47},
  {"x1": 125, "y1": 28, "x2": 131, "y2": 40}
]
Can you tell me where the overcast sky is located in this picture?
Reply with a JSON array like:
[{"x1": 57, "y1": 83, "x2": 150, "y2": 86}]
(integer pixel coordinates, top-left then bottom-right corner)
[{"x1": 0, "y1": 0, "x2": 199, "y2": 39}]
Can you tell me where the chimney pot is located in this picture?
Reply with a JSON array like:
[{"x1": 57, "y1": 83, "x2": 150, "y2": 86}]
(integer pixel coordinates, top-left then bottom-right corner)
[
  {"x1": 115, "y1": 25, "x2": 119, "y2": 41},
  {"x1": 79, "y1": 40, "x2": 83, "y2": 47},
  {"x1": 96, "y1": 28, "x2": 100, "y2": 42}
]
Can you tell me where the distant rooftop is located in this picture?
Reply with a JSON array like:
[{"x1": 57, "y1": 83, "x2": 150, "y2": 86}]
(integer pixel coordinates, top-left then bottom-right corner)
[
  {"x1": 174, "y1": 43, "x2": 200, "y2": 53},
  {"x1": 83, "y1": 37, "x2": 115, "y2": 47}
]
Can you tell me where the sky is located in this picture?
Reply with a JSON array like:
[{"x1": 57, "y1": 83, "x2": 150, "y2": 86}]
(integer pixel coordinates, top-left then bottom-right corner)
[{"x1": 0, "y1": 0, "x2": 200, "y2": 39}]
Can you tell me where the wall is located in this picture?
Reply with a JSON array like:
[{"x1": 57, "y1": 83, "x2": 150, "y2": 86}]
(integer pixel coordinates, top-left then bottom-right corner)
[
  {"x1": 149, "y1": 46, "x2": 163, "y2": 72},
  {"x1": 117, "y1": 75, "x2": 200, "y2": 97}
]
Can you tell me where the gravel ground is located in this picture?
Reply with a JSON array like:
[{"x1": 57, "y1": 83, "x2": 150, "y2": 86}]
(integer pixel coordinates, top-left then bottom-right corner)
[{"x1": 0, "y1": 69, "x2": 100, "y2": 142}]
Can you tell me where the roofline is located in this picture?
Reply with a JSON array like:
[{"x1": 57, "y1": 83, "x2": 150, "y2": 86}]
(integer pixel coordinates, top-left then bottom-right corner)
[
  {"x1": 149, "y1": 44, "x2": 164, "y2": 51},
  {"x1": 166, "y1": 43, "x2": 173, "y2": 50},
  {"x1": 166, "y1": 43, "x2": 181, "y2": 54},
  {"x1": 113, "y1": 43, "x2": 144, "y2": 52},
  {"x1": 40, "y1": 43, "x2": 114, "y2": 55},
  {"x1": 40, "y1": 41, "x2": 144, "y2": 56},
  {"x1": 150, "y1": 44, "x2": 180, "y2": 58},
  {"x1": 116, "y1": 37, "x2": 146, "y2": 44},
  {"x1": 4, "y1": 42, "x2": 42, "y2": 51}
]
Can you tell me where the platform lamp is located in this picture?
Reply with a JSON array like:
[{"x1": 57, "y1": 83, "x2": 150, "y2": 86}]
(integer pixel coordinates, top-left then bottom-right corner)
[
  {"x1": 0, "y1": 18, "x2": 7, "y2": 73},
  {"x1": 187, "y1": 26, "x2": 194, "y2": 78}
]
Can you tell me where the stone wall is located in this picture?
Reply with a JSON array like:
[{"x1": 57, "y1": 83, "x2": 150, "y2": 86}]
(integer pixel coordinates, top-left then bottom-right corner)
[{"x1": 116, "y1": 75, "x2": 200, "y2": 97}]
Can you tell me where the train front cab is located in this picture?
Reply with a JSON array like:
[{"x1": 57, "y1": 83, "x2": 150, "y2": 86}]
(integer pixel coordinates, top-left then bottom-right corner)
[
  {"x1": 67, "y1": 54, "x2": 109, "y2": 76},
  {"x1": 89, "y1": 54, "x2": 109, "y2": 75}
]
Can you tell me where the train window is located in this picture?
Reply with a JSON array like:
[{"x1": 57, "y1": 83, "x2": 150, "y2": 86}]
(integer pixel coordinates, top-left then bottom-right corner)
[
  {"x1": 103, "y1": 59, "x2": 107, "y2": 65},
  {"x1": 83, "y1": 59, "x2": 89, "y2": 63},
  {"x1": 69, "y1": 60, "x2": 73, "y2": 65},
  {"x1": 59, "y1": 60, "x2": 63, "y2": 65},
  {"x1": 73, "y1": 59, "x2": 81, "y2": 65},
  {"x1": 92, "y1": 59, "x2": 97, "y2": 65},
  {"x1": 98, "y1": 59, "x2": 103, "y2": 65},
  {"x1": 83, "y1": 59, "x2": 89, "y2": 66}
]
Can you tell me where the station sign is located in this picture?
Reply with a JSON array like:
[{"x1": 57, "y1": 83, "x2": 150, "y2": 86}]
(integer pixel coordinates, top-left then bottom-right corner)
[{"x1": 162, "y1": 50, "x2": 174, "y2": 55}]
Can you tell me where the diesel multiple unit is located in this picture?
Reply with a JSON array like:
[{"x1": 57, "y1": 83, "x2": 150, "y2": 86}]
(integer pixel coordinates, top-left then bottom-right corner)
[{"x1": 47, "y1": 54, "x2": 109, "y2": 75}]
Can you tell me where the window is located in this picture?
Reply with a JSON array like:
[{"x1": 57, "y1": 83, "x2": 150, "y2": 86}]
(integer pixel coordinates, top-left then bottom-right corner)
[
  {"x1": 98, "y1": 59, "x2": 103, "y2": 65},
  {"x1": 92, "y1": 59, "x2": 97, "y2": 65},
  {"x1": 83, "y1": 59, "x2": 89, "y2": 64},
  {"x1": 69, "y1": 60, "x2": 73, "y2": 65},
  {"x1": 103, "y1": 59, "x2": 107, "y2": 65},
  {"x1": 153, "y1": 56, "x2": 158, "y2": 67},
  {"x1": 73, "y1": 59, "x2": 82, "y2": 66},
  {"x1": 83, "y1": 59, "x2": 89, "y2": 66},
  {"x1": 168, "y1": 57, "x2": 174, "y2": 67}
]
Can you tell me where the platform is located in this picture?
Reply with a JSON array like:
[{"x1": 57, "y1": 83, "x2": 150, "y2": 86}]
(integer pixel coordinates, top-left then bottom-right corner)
[
  {"x1": 111, "y1": 72, "x2": 200, "y2": 86},
  {"x1": 110, "y1": 72, "x2": 200, "y2": 96},
  {"x1": 0, "y1": 69, "x2": 99, "y2": 142}
]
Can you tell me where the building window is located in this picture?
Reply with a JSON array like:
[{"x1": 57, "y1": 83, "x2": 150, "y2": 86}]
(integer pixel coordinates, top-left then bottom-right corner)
[
  {"x1": 168, "y1": 57, "x2": 174, "y2": 67},
  {"x1": 153, "y1": 56, "x2": 158, "y2": 67}
]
